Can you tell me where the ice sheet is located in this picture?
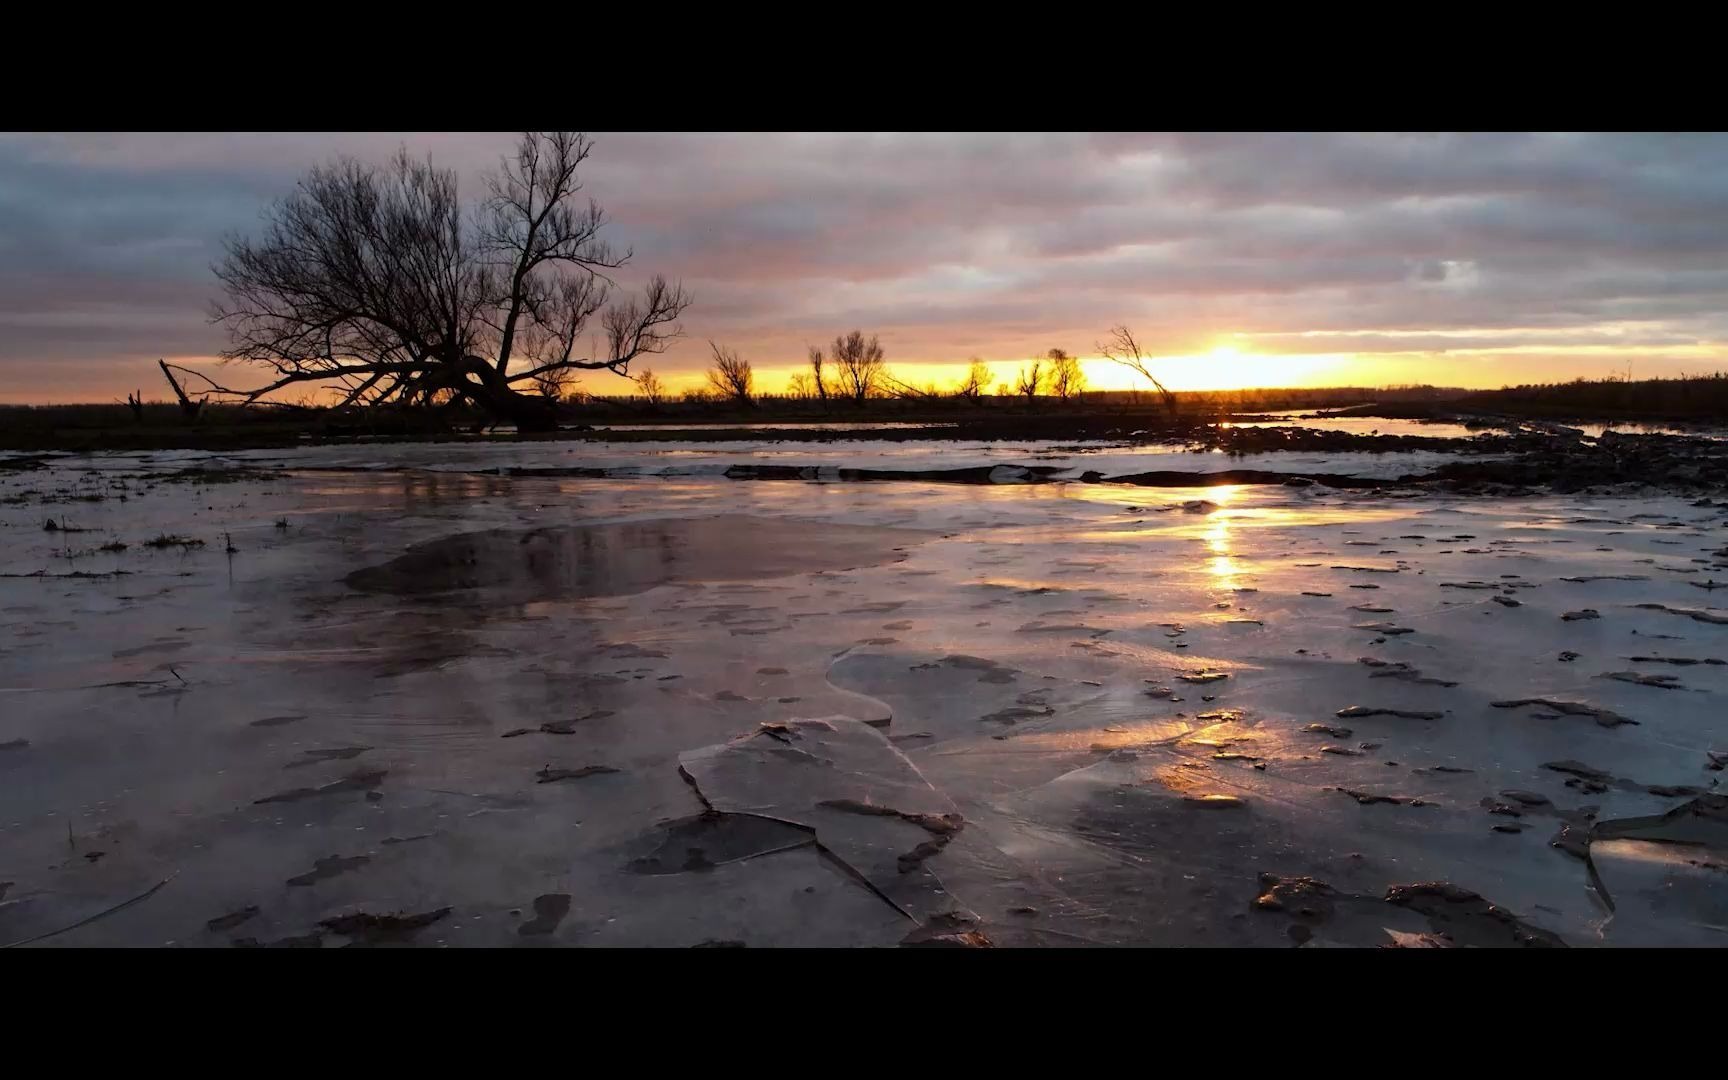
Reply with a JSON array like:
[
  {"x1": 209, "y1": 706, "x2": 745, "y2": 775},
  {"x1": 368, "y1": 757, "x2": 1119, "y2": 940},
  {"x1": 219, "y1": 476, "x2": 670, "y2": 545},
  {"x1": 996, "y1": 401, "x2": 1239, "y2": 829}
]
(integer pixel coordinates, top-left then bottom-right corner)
[{"x1": 2, "y1": 447, "x2": 1723, "y2": 946}]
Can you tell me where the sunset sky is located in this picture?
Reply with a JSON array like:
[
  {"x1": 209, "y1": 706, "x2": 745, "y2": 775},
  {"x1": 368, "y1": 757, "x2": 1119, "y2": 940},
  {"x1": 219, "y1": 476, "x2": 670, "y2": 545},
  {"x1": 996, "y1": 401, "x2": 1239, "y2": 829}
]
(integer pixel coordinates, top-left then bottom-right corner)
[{"x1": 4, "y1": 131, "x2": 1728, "y2": 404}]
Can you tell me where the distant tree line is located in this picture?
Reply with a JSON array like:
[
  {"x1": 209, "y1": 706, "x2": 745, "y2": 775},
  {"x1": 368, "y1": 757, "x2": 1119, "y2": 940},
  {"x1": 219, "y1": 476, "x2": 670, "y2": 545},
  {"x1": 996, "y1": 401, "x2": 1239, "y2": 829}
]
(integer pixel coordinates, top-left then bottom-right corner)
[
  {"x1": 1461, "y1": 373, "x2": 1728, "y2": 421},
  {"x1": 672, "y1": 326, "x2": 1173, "y2": 413}
]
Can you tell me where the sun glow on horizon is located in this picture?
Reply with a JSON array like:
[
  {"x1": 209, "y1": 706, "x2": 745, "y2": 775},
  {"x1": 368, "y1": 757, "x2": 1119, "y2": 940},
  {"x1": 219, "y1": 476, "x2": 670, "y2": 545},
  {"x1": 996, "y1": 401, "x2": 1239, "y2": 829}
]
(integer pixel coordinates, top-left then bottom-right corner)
[
  {"x1": 1080, "y1": 345, "x2": 1352, "y2": 393},
  {"x1": 715, "y1": 347, "x2": 1361, "y2": 398},
  {"x1": 86, "y1": 334, "x2": 1728, "y2": 411}
]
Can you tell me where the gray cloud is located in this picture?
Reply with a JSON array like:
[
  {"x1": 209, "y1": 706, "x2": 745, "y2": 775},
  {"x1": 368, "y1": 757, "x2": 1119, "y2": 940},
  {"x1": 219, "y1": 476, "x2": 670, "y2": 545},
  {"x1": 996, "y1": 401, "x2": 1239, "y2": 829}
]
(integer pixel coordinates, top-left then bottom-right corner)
[{"x1": 4, "y1": 131, "x2": 1728, "y2": 400}]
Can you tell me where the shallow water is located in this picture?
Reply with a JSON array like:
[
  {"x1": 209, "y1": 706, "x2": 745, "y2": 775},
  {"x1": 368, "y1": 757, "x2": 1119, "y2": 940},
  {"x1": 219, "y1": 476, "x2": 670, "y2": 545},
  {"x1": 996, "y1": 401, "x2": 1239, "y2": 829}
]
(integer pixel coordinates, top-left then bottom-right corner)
[{"x1": 2, "y1": 444, "x2": 1724, "y2": 947}]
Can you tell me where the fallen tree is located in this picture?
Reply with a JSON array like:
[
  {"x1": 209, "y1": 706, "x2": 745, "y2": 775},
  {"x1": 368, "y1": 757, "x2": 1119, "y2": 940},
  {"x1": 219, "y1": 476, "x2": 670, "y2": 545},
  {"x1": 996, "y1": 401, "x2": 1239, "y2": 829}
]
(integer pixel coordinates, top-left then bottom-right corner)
[{"x1": 176, "y1": 131, "x2": 690, "y2": 432}]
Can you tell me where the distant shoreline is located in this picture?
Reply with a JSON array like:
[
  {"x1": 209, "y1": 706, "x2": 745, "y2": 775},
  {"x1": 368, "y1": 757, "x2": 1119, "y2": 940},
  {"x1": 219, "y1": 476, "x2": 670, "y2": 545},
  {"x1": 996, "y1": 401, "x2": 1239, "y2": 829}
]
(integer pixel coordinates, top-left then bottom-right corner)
[{"x1": 4, "y1": 373, "x2": 1728, "y2": 454}]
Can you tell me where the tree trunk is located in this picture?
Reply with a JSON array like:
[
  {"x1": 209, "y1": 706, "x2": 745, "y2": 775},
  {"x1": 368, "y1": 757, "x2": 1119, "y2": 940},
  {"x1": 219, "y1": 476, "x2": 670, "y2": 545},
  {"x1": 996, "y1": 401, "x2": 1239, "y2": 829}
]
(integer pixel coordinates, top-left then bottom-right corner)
[
  {"x1": 158, "y1": 360, "x2": 204, "y2": 421},
  {"x1": 451, "y1": 356, "x2": 559, "y2": 432}
]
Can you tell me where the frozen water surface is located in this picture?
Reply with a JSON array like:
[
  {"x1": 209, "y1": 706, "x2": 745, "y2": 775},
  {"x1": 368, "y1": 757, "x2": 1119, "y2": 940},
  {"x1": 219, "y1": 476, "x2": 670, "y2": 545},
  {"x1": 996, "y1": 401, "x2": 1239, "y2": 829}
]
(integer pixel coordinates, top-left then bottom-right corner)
[
  {"x1": 1, "y1": 440, "x2": 1724, "y2": 947},
  {"x1": 68, "y1": 436, "x2": 1485, "y2": 481}
]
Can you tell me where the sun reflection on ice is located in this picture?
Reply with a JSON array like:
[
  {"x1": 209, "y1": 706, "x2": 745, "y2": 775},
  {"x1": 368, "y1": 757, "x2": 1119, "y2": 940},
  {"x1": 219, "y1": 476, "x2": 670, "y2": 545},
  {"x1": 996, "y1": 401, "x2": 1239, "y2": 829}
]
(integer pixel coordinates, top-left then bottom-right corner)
[{"x1": 1204, "y1": 485, "x2": 1241, "y2": 592}]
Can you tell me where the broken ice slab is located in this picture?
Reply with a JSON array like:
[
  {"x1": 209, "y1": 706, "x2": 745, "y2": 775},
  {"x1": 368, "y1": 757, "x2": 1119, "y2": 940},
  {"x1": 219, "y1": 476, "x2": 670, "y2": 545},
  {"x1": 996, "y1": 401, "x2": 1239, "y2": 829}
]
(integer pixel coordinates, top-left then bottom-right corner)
[
  {"x1": 678, "y1": 716, "x2": 972, "y2": 927},
  {"x1": 1590, "y1": 794, "x2": 1728, "y2": 946}
]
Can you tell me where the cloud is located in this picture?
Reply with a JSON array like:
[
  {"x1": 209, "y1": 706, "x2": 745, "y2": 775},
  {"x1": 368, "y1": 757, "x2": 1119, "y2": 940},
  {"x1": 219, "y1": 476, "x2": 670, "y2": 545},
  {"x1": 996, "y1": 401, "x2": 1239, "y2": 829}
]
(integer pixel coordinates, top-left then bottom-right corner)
[{"x1": 5, "y1": 131, "x2": 1728, "y2": 401}]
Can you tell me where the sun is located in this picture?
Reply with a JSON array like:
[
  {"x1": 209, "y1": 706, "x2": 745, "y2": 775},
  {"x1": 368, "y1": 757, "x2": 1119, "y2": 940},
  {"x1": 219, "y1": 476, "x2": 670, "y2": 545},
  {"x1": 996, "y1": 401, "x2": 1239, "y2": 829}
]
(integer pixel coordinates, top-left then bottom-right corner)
[{"x1": 1078, "y1": 340, "x2": 1351, "y2": 392}]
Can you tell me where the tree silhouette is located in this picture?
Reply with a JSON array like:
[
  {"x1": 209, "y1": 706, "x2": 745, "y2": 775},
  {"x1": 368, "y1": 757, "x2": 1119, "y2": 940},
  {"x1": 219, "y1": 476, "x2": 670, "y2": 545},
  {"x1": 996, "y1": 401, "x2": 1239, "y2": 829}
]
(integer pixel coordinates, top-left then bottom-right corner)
[
  {"x1": 634, "y1": 367, "x2": 665, "y2": 406},
  {"x1": 955, "y1": 357, "x2": 993, "y2": 401},
  {"x1": 1047, "y1": 348, "x2": 1085, "y2": 402},
  {"x1": 189, "y1": 132, "x2": 690, "y2": 432},
  {"x1": 1016, "y1": 358, "x2": 1047, "y2": 403},
  {"x1": 1098, "y1": 325, "x2": 1176, "y2": 413},
  {"x1": 704, "y1": 342, "x2": 754, "y2": 405},
  {"x1": 807, "y1": 346, "x2": 830, "y2": 409},
  {"x1": 528, "y1": 365, "x2": 577, "y2": 402},
  {"x1": 823, "y1": 331, "x2": 885, "y2": 404}
]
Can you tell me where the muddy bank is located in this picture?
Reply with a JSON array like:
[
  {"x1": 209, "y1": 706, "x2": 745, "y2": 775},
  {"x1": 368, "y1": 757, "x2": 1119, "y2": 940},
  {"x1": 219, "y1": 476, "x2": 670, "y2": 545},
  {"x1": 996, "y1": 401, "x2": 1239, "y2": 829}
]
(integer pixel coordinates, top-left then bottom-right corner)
[
  {"x1": 573, "y1": 420, "x2": 1485, "y2": 452},
  {"x1": 499, "y1": 462, "x2": 1397, "y2": 490},
  {"x1": 722, "y1": 464, "x2": 1069, "y2": 484},
  {"x1": 346, "y1": 514, "x2": 934, "y2": 600},
  {"x1": 0, "y1": 412, "x2": 1554, "y2": 455},
  {"x1": 491, "y1": 429, "x2": 1728, "y2": 495},
  {"x1": 1072, "y1": 432, "x2": 1728, "y2": 493},
  {"x1": 1105, "y1": 468, "x2": 1385, "y2": 490},
  {"x1": 1417, "y1": 431, "x2": 1728, "y2": 493}
]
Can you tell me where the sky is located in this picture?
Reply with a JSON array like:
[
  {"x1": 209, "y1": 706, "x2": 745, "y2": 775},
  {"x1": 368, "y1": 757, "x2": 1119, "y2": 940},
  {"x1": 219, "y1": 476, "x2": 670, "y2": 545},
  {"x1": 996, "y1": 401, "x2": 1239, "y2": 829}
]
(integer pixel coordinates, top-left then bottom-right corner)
[{"x1": 5, "y1": 131, "x2": 1728, "y2": 404}]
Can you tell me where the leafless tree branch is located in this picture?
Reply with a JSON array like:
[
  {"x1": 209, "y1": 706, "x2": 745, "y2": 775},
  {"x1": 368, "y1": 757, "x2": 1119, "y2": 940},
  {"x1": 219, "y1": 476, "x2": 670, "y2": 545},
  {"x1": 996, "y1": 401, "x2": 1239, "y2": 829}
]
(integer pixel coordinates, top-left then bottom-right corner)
[
  {"x1": 704, "y1": 341, "x2": 754, "y2": 404},
  {"x1": 829, "y1": 330, "x2": 885, "y2": 404},
  {"x1": 202, "y1": 132, "x2": 690, "y2": 431},
  {"x1": 1098, "y1": 324, "x2": 1177, "y2": 413}
]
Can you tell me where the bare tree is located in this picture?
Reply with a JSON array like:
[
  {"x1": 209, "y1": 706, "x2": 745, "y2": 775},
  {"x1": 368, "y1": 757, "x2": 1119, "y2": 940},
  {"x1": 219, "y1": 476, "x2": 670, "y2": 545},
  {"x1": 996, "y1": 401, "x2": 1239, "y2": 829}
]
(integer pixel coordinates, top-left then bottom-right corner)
[
  {"x1": 704, "y1": 341, "x2": 754, "y2": 405},
  {"x1": 124, "y1": 390, "x2": 144, "y2": 422},
  {"x1": 787, "y1": 372, "x2": 814, "y2": 400},
  {"x1": 1016, "y1": 359, "x2": 1047, "y2": 404},
  {"x1": 954, "y1": 357, "x2": 993, "y2": 401},
  {"x1": 190, "y1": 132, "x2": 691, "y2": 432},
  {"x1": 829, "y1": 330, "x2": 885, "y2": 404},
  {"x1": 880, "y1": 369, "x2": 938, "y2": 400},
  {"x1": 529, "y1": 364, "x2": 577, "y2": 402},
  {"x1": 634, "y1": 367, "x2": 665, "y2": 406},
  {"x1": 808, "y1": 347, "x2": 829, "y2": 411},
  {"x1": 1047, "y1": 348, "x2": 1085, "y2": 402},
  {"x1": 158, "y1": 358, "x2": 205, "y2": 420},
  {"x1": 1098, "y1": 325, "x2": 1176, "y2": 414}
]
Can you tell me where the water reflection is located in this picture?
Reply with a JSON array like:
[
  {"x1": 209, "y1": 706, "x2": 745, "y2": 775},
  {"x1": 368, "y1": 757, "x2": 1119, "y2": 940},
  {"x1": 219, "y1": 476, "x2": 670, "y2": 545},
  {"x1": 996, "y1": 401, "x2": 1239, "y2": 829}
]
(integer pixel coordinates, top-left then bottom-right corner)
[
  {"x1": 344, "y1": 514, "x2": 930, "y2": 601},
  {"x1": 1204, "y1": 485, "x2": 1240, "y2": 591}
]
